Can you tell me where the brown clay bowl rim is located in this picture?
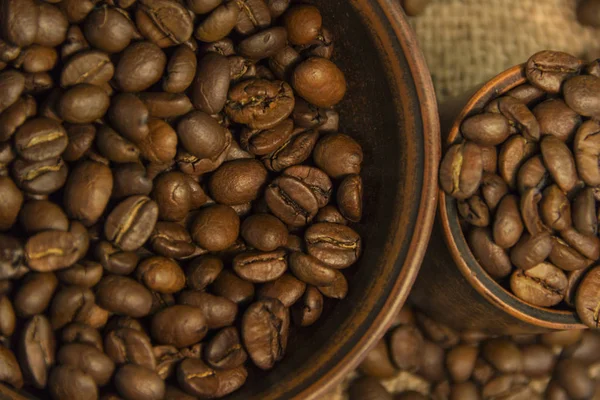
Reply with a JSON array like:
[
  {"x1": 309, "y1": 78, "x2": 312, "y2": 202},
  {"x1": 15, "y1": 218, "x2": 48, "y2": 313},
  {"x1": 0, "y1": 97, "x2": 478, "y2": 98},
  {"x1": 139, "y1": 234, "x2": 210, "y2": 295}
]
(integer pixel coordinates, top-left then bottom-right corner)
[
  {"x1": 291, "y1": 1, "x2": 440, "y2": 398},
  {"x1": 439, "y1": 64, "x2": 585, "y2": 330}
]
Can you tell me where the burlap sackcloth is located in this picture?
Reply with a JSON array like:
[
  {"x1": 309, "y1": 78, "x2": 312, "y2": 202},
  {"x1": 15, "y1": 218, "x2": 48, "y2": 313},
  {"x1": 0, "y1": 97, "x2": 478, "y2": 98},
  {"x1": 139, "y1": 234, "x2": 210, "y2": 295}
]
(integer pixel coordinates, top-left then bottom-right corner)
[{"x1": 323, "y1": 1, "x2": 600, "y2": 399}]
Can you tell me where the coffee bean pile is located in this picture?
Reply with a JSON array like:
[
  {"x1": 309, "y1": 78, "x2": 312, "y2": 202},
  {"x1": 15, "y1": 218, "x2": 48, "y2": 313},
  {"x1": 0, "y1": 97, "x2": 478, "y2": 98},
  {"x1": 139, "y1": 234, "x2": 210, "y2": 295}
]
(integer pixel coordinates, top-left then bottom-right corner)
[
  {"x1": 0, "y1": 0, "x2": 365, "y2": 399},
  {"x1": 348, "y1": 305, "x2": 600, "y2": 400},
  {"x1": 440, "y1": 50, "x2": 600, "y2": 329}
]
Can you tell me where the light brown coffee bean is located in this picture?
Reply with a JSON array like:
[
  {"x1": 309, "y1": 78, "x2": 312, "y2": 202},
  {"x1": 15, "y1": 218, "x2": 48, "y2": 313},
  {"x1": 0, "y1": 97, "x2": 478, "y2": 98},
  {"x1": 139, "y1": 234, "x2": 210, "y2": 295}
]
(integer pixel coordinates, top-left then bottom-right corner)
[{"x1": 510, "y1": 263, "x2": 567, "y2": 307}]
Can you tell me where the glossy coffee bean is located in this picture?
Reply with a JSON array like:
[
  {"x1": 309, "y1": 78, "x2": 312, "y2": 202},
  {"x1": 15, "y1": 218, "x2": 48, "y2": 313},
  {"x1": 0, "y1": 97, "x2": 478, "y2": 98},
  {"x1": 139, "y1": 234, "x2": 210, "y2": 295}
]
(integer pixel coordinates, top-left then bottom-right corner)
[
  {"x1": 0, "y1": 296, "x2": 15, "y2": 338},
  {"x1": 574, "y1": 120, "x2": 600, "y2": 187},
  {"x1": 460, "y1": 112, "x2": 511, "y2": 146},
  {"x1": 61, "y1": 50, "x2": 114, "y2": 88},
  {"x1": 0, "y1": 234, "x2": 27, "y2": 280},
  {"x1": 138, "y1": 92, "x2": 193, "y2": 119},
  {"x1": 13, "y1": 272, "x2": 57, "y2": 317},
  {"x1": 13, "y1": 118, "x2": 66, "y2": 162},
  {"x1": 0, "y1": 70, "x2": 25, "y2": 114},
  {"x1": 458, "y1": 195, "x2": 490, "y2": 227},
  {"x1": 13, "y1": 45, "x2": 58, "y2": 74},
  {"x1": 151, "y1": 305, "x2": 207, "y2": 348},
  {"x1": 96, "y1": 275, "x2": 153, "y2": 318},
  {"x1": 0, "y1": 95, "x2": 37, "y2": 142},
  {"x1": 57, "y1": 260, "x2": 103, "y2": 288},
  {"x1": 177, "y1": 358, "x2": 247, "y2": 398},
  {"x1": 233, "y1": 249, "x2": 287, "y2": 283},
  {"x1": 58, "y1": 83, "x2": 110, "y2": 124},
  {"x1": 164, "y1": 45, "x2": 197, "y2": 94},
  {"x1": 184, "y1": 255, "x2": 223, "y2": 291},
  {"x1": 258, "y1": 273, "x2": 306, "y2": 308},
  {"x1": 242, "y1": 298, "x2": 289, "y2": 370},
  {"x1": 178, "y1": 290, "x2": 238, "y2": 330},
  {"x1": 241, "y1": 213, "x2": 288, "y2": 252},
  {"x1": 149, "y1": 222, "x2": 195, "y2": 259},
  {"x1": 564, "y1": 74, "x2": 600, "y2": 118},
  {"x1": 560, "y1": 227, "x2": 600, "y2": 260},
  {"x1": 236, "y1": 0, "x2": 271, "y2": 35},
  {"x1": 48, "y1": 285, "x2": 95, "y2": 330},
  {"x1": 498, "y1": 135, "x2": 537, "y2": 189},
  {"x1": 105, "y1": 196, "x2": 159, "y2": 251},
  {"x1": 317, "y1": 269, "x2": 348, "y2": 299},
  {"x1": 177, "y1": 110, "x2": 229, "y2": 160},
  {"x1": 526, "y1": 50, "x2": 583, "y2": 93},
  {"x1": 48, "y1": 365, "x2": 97, "y2": 400},
  {"x1": 511, "y1": 263, "x2": 567, "y2": 307},
  {"x1": 575, "y1": 266, "x2": 600, "y2": 328},
  {"x1": 138, "y1": 118, "x2": 178, "y2": 164},
  {"x1": 263, "y1": 128, "x2": 319, "y2": 172},
  {"x1": 18, "y1": 315, "x2": 54, "y2": 389},
  {"x1": 64, "y1": 161, "x2": 113, "y2": 226},
  {"x1": 96, "y1": 125, "x2": 140, "y2": 164},
  {"x1": 269, "y1": 46, "x2": 302, "y2": 81},
  {"x1": 191, "y1": 204, "x2": 239, "y2": 251},
  {"x1": 62, "y1": 322, "x2": 103, "y2": 351},
  {"x1": 305, "y1": 222, "x2": 361, "y2": 269},
  {"x1": 136, "y1": 0, "x2": 194, "y2": 48},
  {"x1": 533, "y1": 98, "x2": 581, "y2": 142},
  {"x1": 440, "y1": 141, "x2": 483, "y2": 200},
  {"x1": 521, "y1": 344, "x2": 555, "y2": 377},
  {"x1": 62, "y1": 124, "x2": 96, "y2": 162},
  {"x1": 136, "y1": 256, "x2": 186, "y2": 294},
  {"x1": 105, "y1": 328, "x2": 156, "y2": 370},
  {"x1": 57, "y1": 343, "x2": 114, "y2": 386},
  {"x1": 205, "y1": 326, "x2": 247, "y2": 369},
  {"x1": 498, "y1": 96, "x2": 540, "y2": 142},
  {"x1": 292, "y1": 285, "x2": 323, "y2": 327},
  {"x1": 348, "y1": 377, "x2": 393, "y2": 400},
  {"x1": 108, "y1": 93, "x2": 150, "y2": 144},
  {"x1": 192, "y1": 52, "x2": 229, "y2": 114},
  {"x1": 390, "y1": 324, "x2": 423, "y2": 371},
  {"x1": 112, "y1": 164, "x2": 153, "y2": 200},
  {"x1": 240, "y1": 119, "x2": 294, "y2": 156},
  {"x1": 238, "y1": 27, "x2": 288, "y2": 60},
  {"x1": 61, "y1": 25, "x2": 90, "y2": 58},
  {"x1": 292, "y1": 57, "x2": 346, "y2": 108},
  {"x1": 316, "y1": 205, "x2": 348, "y2": 226},
  {"x1": 0, "y1": 176, "x2": 24, "y2": 231},
  {"x1": 209, "y1": 159, "x2": 268, "y2": 205},
  {"x1": 24, "y1": 230, "x2": 79, "y2": 272},
  {"x1": 194, "y1": 1, "x2": 240, "y2": 43},
  {"x1": 265, "y1": 175, "x2": 319, "y2": 227},
  {"x1": 358, "y1": 339, "x2": 397, "y2": 379},
  {"x1": 114, "y1": 364, "x2": 165, "y2": 400},
  {"x1": 115, "y1": 41, "x2": 166, "y2": 92},
  {"x1": 83, "y1": 7, "x2": 134, "y2": 53},
  {"x1": 517, "y1": 155, "x2": 550, "y2": 194},
  {"x1": 95, "y1": 241, "x2": 139, "y2": 275}
]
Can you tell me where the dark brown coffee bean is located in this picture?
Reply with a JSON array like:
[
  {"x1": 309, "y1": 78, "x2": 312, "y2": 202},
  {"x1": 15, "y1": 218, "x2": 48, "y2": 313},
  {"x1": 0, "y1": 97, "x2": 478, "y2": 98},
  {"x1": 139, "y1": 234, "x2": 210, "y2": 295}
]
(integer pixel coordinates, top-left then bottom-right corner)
[
  {"x1": 282, "y1": 165, "x2": 332, "y2": 208},
  {"x1": 511, "y1": 263, "x2": 567, "y2": 307},
  {"x1": 194, "y1": 1, "x2": 240, "y2": 42},
  {"x1": 138, "y1": 92, "x2": 193, "y2": 119},
  {"x1": 150, "y1": 172, "x2": 190, "y2": 222},
  {"x1": 62, "y1": 322, "x2": 103, "y2": 351},
  {"x1": 497, "y1": 96, "x2": 540, "y2": 142},
  {"x1": 60, "y1": 50, "x2": 113, "y2": 88},
  {"x1": 283, "y1": 5, "x2": 321, "y2": 46},
  {"x1": 265, "y1": 175, "x2": 318, "y2": 227},
  {"x1": 526, "y1": 50, "x2": 583, "y2": 93},
  {"x1": 316, "y1": 205, "x2": 348, "y2": 225},
  {"x1": 562, "y1": 263, "x2": 590, "y2": 305},
  {"x1": 115, "y1": 41, "x2": 166, "y2": 92},
  {"x1": 177, "y1": 358, "x2": 247, "y2": 398},
  {"x1": 233, "y1": 249, "x2": 287, "y2": 283},
  {"x1": 554, "y1": 359, "x2": 594, "y2": 399},
  {"x1": 292, "y1": 285, "x2": 323, "y2": 327},
  {"x1": 0, "y1": 38, "x2": 19, "y2": 63},
  {"x1": 108, "y1": 93, "x2": 150, "y2": 144},
  {"x1": 236, "y1": 0, "x2": 271, "y2": 35},
  {"x1": 151, "y1": 305, "x2": 207, "y2": 348},
  {"x1": 57, "y1": 260, "x2": 103, "y2": 288},
  {"x1": 242, "y1": 298, "x2": 289, "y2": 370},
  {"x1": 83, "y1": 7, "x2": 134, "y2": 53},
  {"x1": 0, "y1": 95, "x2": 37, "y2": 142},
  {"x1": 269, "y1": 46, "x2": 301, "y2": 81},
  {"x1": 61, "y1": 25, "x2": 89, "y2": 58},
  {"x1": 149, "y1": 290, "x2": 176, "y2": 314},
  {"x1": 292, "y1": 98, "x2": 327, "y2": 129},
  {"x1": 539, "y1": 184, "x2": 571, "y2": 231},
  {"x1": 58, "y1": 83, "x2": 109, "y2": 124},
  {"x1": 317, "y1": 269, "x2": 348, "y2": 299},
  {"x1": 178, "y1": 290, "x2": 238, "y2": 330},
  {"x1": 461, "y1": 113, "x2": 511, "y2": 146},
  {"x1": 532, "y1": 98, "x2": 581, "y2": 142},
  {"x1": 257, "y1": 273, "x2": 306, "y2": 307},
  {"x1": 521, "y1": 344, "x2": 555, "y2": 378},
  {"x1": 34, "y1": 1, "x2": 67, "y2": 46},
  {"x1": 136, "y1": 0, "x2": 194, "y2": 48},
  {"x1": 510, "y1": 232, "x2": 553, "y2": 270},
  {"x1": 561, "y1": 227, "x2": 600, "y2": 260},
  {"x1": 49, "y1": 364, "x2": 98, "y2": 400},
  {"x1": 0, "y1": 176, "x2": 23, "y2": 231},
  {"x1": 574, "y1": 120, "x2": 600, "y2": 187},
  {"x1": 138, "y1": 118, "x2": 178, "y2": 164},
  {"x1": 63, "y1": 161, "x2": 113, "y2": 226},
  {"x1": 563, "y1": 329, "x2": 600, "y2": 364},
  {"x1": 105, "y1": 328, "x2": 156, "y2": 370},
  {"x1": 348, "y1": 377, "x2": 393, "y2": 400},
  {"x1": 498, "y1": 135, "x2": 537, "y2": 190},
  {"x1": 240, "y1": 119, "x2": 294, "y2": 156},
  {"x1": 205, "y1": 327, "x2": 247, "y2": 369},
  {"x1": 190, "y1": 204, "x2": 239, "y2": 251},
  {"x1": 564, "y1": 75, "x2": 600, "y2": 118},
  {"x1": 192, "y1": 52, "x2": 229, "y2": 114},
  {"x1": 516, "y1": 155, "x2": 550, "y2": 195},
  {"x1": 0, "y1": 234, "x2": 26, "y2": 280},
  {"x1": 0, "y1": 296, "x2": 15, "y2": 338},
  {"x1": 96, "y1": 275, "x2": 153, "y2": 318},
  {"x1": 57, "y1": 343, "x2": 114, "y2": 386},
  {"x1": 12, "y1": 45, "x2": 56, "y2": 74},
  {"x1": 358, "y1": 338, "x2": 397, "y2": 379},
  {"x1": 0, "y1": 70, "x2": 25, "y2": 114},
  {"x1": 96, "y1": 125, "x2": 140, "y2": 164},
  {"x1": 292, "y1": 57, "x2": 346, "y2": 108},
  {"x1": 305, "y1": 222, "x2": 361, "y2": 269},
  {"x1": 468, "y1": 227, "x2": 512, "y2": 278},
  {"x1": 390, "y1": 324, "x2": 423, "y2": 371},
  {"x1": 149, "y1": 222, "x2": 194, "y2": 259},
  {"x1": 105, "y1": 195, "x2": 158, "y2": 251},
  {"x1": 163, "y1": 45, "x2": 196, "y2": 93},
  {"x1": 187, "y1": 0, "x2": 222, "y2": 14},
  {"x1": 446, "y1": 344, "x2": 478, "y2": 383},
  {"x1": 237, "y1": 27, "x2": 287, "y2": 60},
  {"x1": 12, "y1": 156, "x2": 67, "y2": 195},
  {"x1": 13, "y1": 272, "x2": 57, "y2": 317},
  {"x1": 575, "y1": 266, "x2": 600, "y2": 328},
  {"x1": 288, "y1": 251, "x2": 336, "y2": 286},
  {"x1": 184, "y1": 255, "x2": 223, "y2": 291},
  {"x1": 114, "y1": 364, "x2": 165, "y2": 400},
  {"x1": 440, "y1": 141, "x2": 483, "y2": 200},
  {"x1": 458, "y1": 195, "x2": 490, "y2": 227},
  {"x1": 62, "y1": 124, "x2": 95, "y2": 162},
  {"x1": 177, "y1": 110, "x2": 229, "y2": 160},
  {"x1": 573, "y1": 187, "x2": 597, "y2": 236},
  {"x1": 0, "y1": 345, "x2": 22, "y2": 390},
  {"x1": 263, "y1": 128, "x2": 319, "y2": 172},
  {"x1": 520, "y1": 188, "x2": 548, "y2": 235},
  {"x1": 48, "y1": 285, "x2": 95, "y2": 330},
  {"x1": 95, "y1": 241, "x2": 139, "y2": 275},
  {"x1": 540, "y1": 135, "x2": 578, "y2": 193},
  {"x1": 25, "y1": 230, "x2": 79, "y2": 272},
  {"x1": 209, "y1": 159, "x2": 268, "y2": 205},
  {"x1": 152, "y1": 345, "x2": 182, "y2": 380},
  {"x1": 0, "y1": 0, "x2": 38, "y2": 47},
  {"x1": 136, "y1": 256, "x2": 185, "y2": 294},
  {"x1": 241, "y1": 214, "x2": 288, "y2": 252},
  {"x1": 111, "y1": 164, "x2": 151, "y2": 200},
  {"x1": 481, "y1": 338, "x2": 523, "y2": 374}
]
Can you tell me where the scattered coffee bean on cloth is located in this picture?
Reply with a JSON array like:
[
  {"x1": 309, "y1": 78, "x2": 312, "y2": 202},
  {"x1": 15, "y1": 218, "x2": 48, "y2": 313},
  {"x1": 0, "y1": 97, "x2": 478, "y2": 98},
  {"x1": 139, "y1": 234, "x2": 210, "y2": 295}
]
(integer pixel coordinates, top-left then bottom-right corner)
[
  {"x1": 440, "y1": 49, "x2": 600, "y2": 329},
  {"x1": 0, "y1": 1, "x2": 365, "y2": 399}
]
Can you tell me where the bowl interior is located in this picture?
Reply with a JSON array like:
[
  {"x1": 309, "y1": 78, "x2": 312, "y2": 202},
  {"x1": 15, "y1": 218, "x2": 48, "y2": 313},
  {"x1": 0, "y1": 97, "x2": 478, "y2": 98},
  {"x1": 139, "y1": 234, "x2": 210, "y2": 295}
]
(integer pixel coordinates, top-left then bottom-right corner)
[
  {"x1": 440, "y1": 66, "x2": 583, "y2": 330},
  {"x1": 227, "y1": 0, "x2": 439, "y2": 398}
]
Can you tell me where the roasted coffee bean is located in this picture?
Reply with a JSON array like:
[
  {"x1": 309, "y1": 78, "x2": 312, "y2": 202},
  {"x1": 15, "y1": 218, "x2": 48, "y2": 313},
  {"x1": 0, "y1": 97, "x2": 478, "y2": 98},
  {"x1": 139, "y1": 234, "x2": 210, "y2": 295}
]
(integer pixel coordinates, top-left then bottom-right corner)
[
  {"x1": 164, "y1": 45, "x2": 196, "y2": 93},
  {"x1": 533, "y1": 98, "x2": 581, "y2": 142},
  {"x1": 12, "y1": 46, "x2": 57, "y2": 74},
  {"x1": 205, "y1": 327, "x2": 247, "y2": 369},
  {"x1": 390, "y1": 324, "x2": 423, "y2": 371},
  {"x1": 136, "y1": 256, "x2": 186, "y2": 294},
  {"x1": 440, "y1": 141, "x2": 483, "y2": 200},
  {"x1": 115, "y1": 41, "x2": 167, "y2": 92},
  {"x1": 192, "y1": 52, "x2": 229, "y2": 114},
  {"x1": 22, "y1": 72, "x2": 53, "y2": 95},
  {"x1": 241, "y1": 213, "x2": 288, "y2": 252},
  {"x1": 563, "y1": 265, "x2": 590, "y2": 305},
  {"x1": 233, "y1": 249, "x2": 287, "y2": 283},
  {"x1": 540, "y1": 184, "x2": 571, "y2": 231},
  {"x1": 526, "y1": 50, "x2": 583, "y2": 93},
  {"x1": 510, "y1": 232, "x2": 553, "y2": 270},
  {"x1": 560, "y1": 227, "x2": 600, "y2": 260},
  {"x1": 292, "y1": 57, "x2": 346, "y2": 108},
  {"x1": 61, "y1": 50, "x2": 114, "y2": 88},
  {"x1": 316, "y1": 205, "x2": 348, "y2": 225},
  {"x1": 458, "y1": 195, "x2": 490, "y2": 227},
  {"x1": 263, "y1": 128, "x2": 319, "y2": 172},
  {"x1": 96, "y1": 125, "x2": 140, "y2": 163},
  {"x1": 48, "y1": 285, "x2": 95, "y2": 329},
  {"x1": 114, "y1": 364, "x2": 165, "y2": 400},
  {"x1": 288, "y1": 251, "x2": 336, "y2": 286},
  {"x1": 151, "y1": 305, "x2": 207, "y2": 348},
  {"x1": 481, "y1": 338, "x2": 523, "y2": 375},
  {"x1": 265, "y1": 175, "x2": 319, "y2": 227},
  {"x1": 209, "y1": 159, "x2": 268, "y2": 205},
  {"x1": 49, "y1": 364, "x2": 98, "y2": 400},
  {"x1": 564, "y1": 75, "x2": 600, "y2": 118},
  {"x1": 446, "y1": 344, "x2": 478, "y2": 382},
  {"x1": 83, "y1": 7, "x2": 134, "y2": 53},
  {"x1": 0, "y1": 234, "x2": 26, "y2": 280},
  {"x1": 112, "y1": 163, "x2": 153, "y2": 199},
  {"x1": 511, "y1": 262, "x2": 567, "y2": 307},
  {"x1": 574, "y1": 120, "x2": 600, "y2": 187},
  {"x1": 178, "y1": 290, "x2": 238, "y2": 329},
  {"x1": 164, "y1": 384, "x2": 197, "y2": 400},
  {"x1": 237, "y1": 27, "x2": 287, "y2": 60},
  {"x1": 24, "y1": 230, "x2": 79, "y2": 272},
  {"x1": 521, "y1": 343, "x2": 555, "y2": 377},
  {"x1": 0, "y1": 70, "x2": 25, "y2": 114},
  {"x1": 257, "y1": 273, "x2": 306, "y2": 307},
  {"x1": 516, "y1": 155, "x2": 550, "y2": 194},
  {"x1": 62, "y1": 124, "x2": 96, "y2": 162},
  {"x1": 562, "y1": 329, "x2": 600, "y2": 363},
  {"x1": 105, "y1": 196, "x2": 159, "y2": 251},
  {"x1": 348, "y1": 377, "x2": 393, "y2": 400},
  {"x1": 191, "y1": 204, "x2": 239, "y2": 251},
  {"x1": 149, "y1": 290, "x2": 176, "y2": 314},
  {"x1": 108, "y1": 93, "x2": 150, "y2": 144},
  {"x1": 61, "y1": 25, "x2": 90, "y2": 58},
  {"x1": 150, "y1": 222, "x2": 195, "y2": 259},
  {"x1": 554, "y1": 359, "x2": 594, "y2": 399},
  {"x1": 105, "y1": 328, "x2": 156, "y2": 370},
  {"x1": 236, "y1": 0, "x2": 271, "y2": 35},
  {"x1": 573, "y1": 187, "x2": 597, "y2": 236},
  {"x1": 177, "y1": 111, "x2": 229, "y2": 160},
  {"x1": 0, "y1": 39, "x2": 20, "y2": 63},
  {"x1": 57, "y1": 343, "x2": 115, "y2": 386},
  {"x1": 540, "y1": 135, "x2": 578, "y2": 193},
  {"x1": 0, "y1": 95, "x2": 37, "y2": 142},
  {"x1": 11, "y1": 199, "x2": 55, "y2": 233},
  {"x1": 62, "y1": 322, "x2": 103, "y2": 351},
  {"x1": 468, "y1": 227, "x2": 512, "y2": 279},
  {"x1": 0, "y1": 0, "x2": 38, "y2": 47},
  {"x1": 95, "y1": 241, "x2": 139, "y2": 275},
  {"x1": 520, "y1": 188, "x2": 547, "y2": 235},
  {"x1": 240, "y1": 119, "x2": 294, "y2": 156},
  {"x1": 184, "y1": 255, "x2": 223, "y2": 291},
  {"x1": 242, "y1": 298, "x2": 289, "y2": 370},
  {"x1": 292, "y1": 285, "x2": 323, "y2": 327},
  {"x1": 96, "y1": 275, "x2": 153, "y2": 318},
  {"x1": 13, "y1": 272, "x2": 57, "y2": 318},
  {"x1": 58, "y1": 83, "x2": 110, "y2": 124},
  {"x1": 0, "y1": 297, "x2": 15, "y2": 338},
  {"x1": 153, "y1": 345, "x2": 182, "y2": 380},
  {"x1": 269, "y1": 46, "x2": 301, "y2": 81},
  {"x1": 151, "y1": 172, "x2": 191, "y2": 222},
  {"x1": 194, "y1": 1, "x2": 240, "y2": 43},
  {"x1": 136, "y1": 0, "x2": 194, "y2": 48},
  {"x1": 177, "y1": 358, "x2": 247, "y2": 398},
  {"x1": 460, "y1": 112, "x2": 511, "y2": 146},
  {"x1": 498, "y1": 96, "x2": 540, "y2": 142},
  {"x1": 292, "y1": 98, "x2": 327, "y2": 129},
  {"x1": 305, "y1": 222, "x2": 361, "y2": 269},
  {"x1": 318, "y1": 269, "x2": 348, "y2": 299},
  {"x1": 57, "y1": 260, "x2": 103, "y2": 288},
  {"x1": 575, "y1": 266, "x2": 600, "y2": 328},
  {"x1": 187, "y1": 0, "x2": 222, "y2": 14},
  {"x1": 283, "y1": 5, "x2": 322, "y2": 46},
  {"x1": 138, "y1": 118, "x2": 178, "y2": 164},
  {"x1": 0, "y1": 176, "x2": 24, "y2": 231},
  {"x1": 64, "y1": 161, "x2": 113, "y2": 226},
  {"x1": 138, "y1": 92, "x2": 193, "y2": 119},
  {"x1": 34, "y1": 2, "x2": 68, "y2": 47},
  {"x1": 498, "y1": 135, "x2": 537, "y2": 190},
  {"x1": 358, "y1": 339, "x2": 397, "y2": 379}
]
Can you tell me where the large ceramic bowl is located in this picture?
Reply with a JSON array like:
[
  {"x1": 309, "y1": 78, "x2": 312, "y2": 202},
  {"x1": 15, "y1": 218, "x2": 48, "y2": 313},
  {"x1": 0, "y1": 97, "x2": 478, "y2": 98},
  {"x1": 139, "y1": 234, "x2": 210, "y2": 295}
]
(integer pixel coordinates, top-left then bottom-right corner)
[{"x1": 0, "y1": 1, "x2": 439, "y2": 399}]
